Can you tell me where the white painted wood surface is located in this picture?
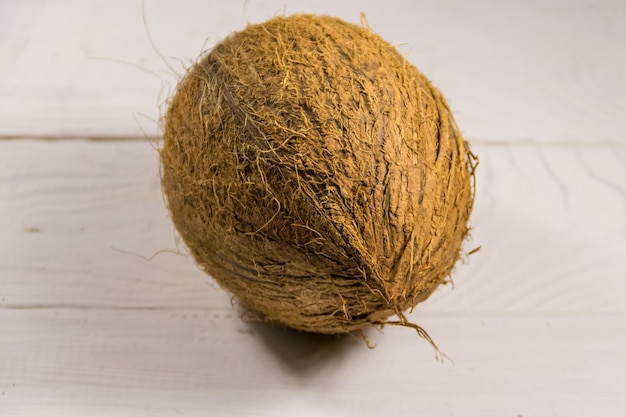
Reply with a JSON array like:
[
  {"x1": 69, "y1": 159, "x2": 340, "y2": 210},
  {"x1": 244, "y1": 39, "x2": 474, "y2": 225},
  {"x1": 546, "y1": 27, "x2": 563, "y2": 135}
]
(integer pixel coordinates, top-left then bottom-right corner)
[
  {"x1": 1, "y1": 0, "x2": 625, "y2": 142},
  {"x1": 1, "y1": 1, "x2": 625, "y2": 416},
  {"x1": 2, "y1": 141, "x2": 625, "y2": 416}
]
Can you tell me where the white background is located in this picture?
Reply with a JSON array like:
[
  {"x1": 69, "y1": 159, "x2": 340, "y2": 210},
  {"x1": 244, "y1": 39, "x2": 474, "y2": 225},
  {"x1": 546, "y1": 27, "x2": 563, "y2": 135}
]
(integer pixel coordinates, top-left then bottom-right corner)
[{"x1": 1, "y1": 1, "x2": 625, "y2": 416}]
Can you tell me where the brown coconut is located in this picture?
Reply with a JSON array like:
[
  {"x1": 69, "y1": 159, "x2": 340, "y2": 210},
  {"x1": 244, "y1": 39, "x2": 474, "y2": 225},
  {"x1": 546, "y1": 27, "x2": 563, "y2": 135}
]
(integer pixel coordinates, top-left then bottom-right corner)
[{"x1": 160, "y1": 14, "x2": 476, "y2": 335}]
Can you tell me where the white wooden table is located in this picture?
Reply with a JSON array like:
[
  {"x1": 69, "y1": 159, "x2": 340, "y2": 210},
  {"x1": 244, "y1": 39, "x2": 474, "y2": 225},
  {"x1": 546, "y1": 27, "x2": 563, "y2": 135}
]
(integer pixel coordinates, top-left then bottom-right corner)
[{"x1": 1, "y1": 1, "x2": 625, "y2": 416}]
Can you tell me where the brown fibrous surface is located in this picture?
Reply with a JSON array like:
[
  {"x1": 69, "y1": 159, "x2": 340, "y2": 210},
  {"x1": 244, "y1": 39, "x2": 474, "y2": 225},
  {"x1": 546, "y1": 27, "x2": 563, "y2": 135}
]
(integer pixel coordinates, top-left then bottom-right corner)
[{"x1": 160, "y1": 14, "x2": 477, "y2": 334}]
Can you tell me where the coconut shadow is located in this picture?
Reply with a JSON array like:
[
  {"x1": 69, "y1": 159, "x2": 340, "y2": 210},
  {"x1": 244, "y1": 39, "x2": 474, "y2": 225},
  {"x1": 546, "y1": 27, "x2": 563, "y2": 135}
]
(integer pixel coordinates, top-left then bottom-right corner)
[{"x1": 245, "y1": 320, "x2": 363, "y2": 378}]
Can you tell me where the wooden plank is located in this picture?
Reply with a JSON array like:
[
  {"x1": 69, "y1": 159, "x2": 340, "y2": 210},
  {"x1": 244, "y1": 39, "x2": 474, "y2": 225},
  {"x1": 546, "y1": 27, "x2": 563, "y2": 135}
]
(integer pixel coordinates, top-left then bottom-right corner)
[
  {"x1": 1, "y1": 139, "x2": 625, "y2": 416},
  {"x1": 441, "y1": 143, "x2": 626, "y2": 313},
  {"x1": 1, "y1": 140, "x2": 624, "y2": 313},
  {"x1": 1, "y1": 309, "x2": 624, "y2": 417},
  {"x1": 0, "y1": 139, "x2": 219, "y2": 310},
  {"x1": 1, "y1": 0, "x2": 625, "y2": 142}
]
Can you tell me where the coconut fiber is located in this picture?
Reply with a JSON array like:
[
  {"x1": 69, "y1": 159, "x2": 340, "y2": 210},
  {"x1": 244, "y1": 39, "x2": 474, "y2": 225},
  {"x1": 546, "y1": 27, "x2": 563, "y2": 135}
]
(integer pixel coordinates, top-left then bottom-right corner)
[{"x1": 160, "y1": 14, "x2": 476, "y2": 335}]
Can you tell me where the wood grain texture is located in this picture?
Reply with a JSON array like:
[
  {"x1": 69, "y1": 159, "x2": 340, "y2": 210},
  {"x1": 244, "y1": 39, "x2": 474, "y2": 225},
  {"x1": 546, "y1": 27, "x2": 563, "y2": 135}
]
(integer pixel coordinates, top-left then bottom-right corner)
[
  {"x1": 1, "y1": 140, "x2": 625, "y2": 416},
  {"x1": 2, "y1": 1, "x2": 626, "y2": 414},
  {"x1": 1, "y1": 140, "x2": 624, "y2": 313},
  {"x1": 1, "y1": 0, "x2": 625, "y2": 142},
  {"x1": 1, "y1": 310, "x2": 624, "y2": 417}
]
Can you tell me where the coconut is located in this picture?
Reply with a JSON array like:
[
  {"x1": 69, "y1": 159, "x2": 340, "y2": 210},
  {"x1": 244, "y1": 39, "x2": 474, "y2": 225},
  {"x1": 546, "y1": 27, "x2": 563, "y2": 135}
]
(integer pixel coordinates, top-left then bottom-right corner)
[{"x1": 160, "y1": 14, "x2": 476, "y2": 335}]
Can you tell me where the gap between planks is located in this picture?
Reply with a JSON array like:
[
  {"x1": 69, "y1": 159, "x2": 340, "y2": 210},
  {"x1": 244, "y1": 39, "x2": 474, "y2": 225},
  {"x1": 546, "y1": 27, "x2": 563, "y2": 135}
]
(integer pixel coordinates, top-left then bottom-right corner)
[
  {"x1": 0, "y1": 135, "x2": 625, "y2": 148},
  {"x1": 1, "y1": 302, "x2": 624, "y2": 318}
]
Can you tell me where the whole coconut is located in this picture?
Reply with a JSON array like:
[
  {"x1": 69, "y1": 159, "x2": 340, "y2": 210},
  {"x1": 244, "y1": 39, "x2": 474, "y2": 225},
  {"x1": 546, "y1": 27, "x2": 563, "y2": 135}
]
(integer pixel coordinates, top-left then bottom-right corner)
[{"x1": 160, "y1": 14, "x2": 476, "y2": 334}]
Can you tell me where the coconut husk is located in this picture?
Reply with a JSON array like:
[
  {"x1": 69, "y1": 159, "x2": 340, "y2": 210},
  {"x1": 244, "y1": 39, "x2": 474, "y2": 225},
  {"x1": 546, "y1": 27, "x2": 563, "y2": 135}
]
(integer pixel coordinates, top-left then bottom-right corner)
[{"x1": 160, "y1": 14, "x2": 477, "y2": 335}]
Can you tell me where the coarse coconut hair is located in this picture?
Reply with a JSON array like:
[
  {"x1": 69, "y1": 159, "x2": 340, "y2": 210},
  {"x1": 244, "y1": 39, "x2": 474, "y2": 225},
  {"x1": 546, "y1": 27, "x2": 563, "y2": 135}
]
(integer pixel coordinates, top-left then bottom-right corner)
[{"x1": 160, "y1": 14, "x2": 477, "y2": 336}]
